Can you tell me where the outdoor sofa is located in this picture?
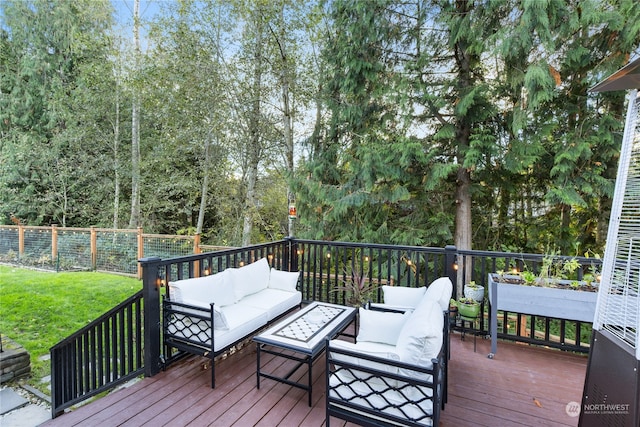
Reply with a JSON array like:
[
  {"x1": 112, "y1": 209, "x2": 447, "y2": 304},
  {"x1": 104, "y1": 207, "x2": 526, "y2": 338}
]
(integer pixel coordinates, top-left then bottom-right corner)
[
  {"x1": 326, "y1": 277, "x2": 452, "y2": 426},
  {"x1": 162, "y1": 257, "x2": 302, "y2": 387}
]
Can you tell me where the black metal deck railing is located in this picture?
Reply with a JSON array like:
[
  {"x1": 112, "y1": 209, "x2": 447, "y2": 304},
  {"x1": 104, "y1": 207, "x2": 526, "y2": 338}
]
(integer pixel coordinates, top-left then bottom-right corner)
[
  {"x1": 49, "y1": 238, "x2": 601, "y2": 417},
  {"x1": 50, "y1": 290, "x2": 144, "y2": 417}
]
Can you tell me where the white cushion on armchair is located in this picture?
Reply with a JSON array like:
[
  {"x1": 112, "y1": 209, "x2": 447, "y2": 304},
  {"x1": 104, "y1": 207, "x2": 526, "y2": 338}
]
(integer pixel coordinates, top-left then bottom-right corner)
[
  {"x1": 357, "y1": 307, "x2": 410, "y2": 346},
  {"x1": 423, "y1": 277, "x2": 453, "y2": 311},
  {"x1": 396, "y1": 299, "x2": 443, "y2": 370},
  {"x1": 381, "y1": 285, "x2": 426, "y2": 310}
]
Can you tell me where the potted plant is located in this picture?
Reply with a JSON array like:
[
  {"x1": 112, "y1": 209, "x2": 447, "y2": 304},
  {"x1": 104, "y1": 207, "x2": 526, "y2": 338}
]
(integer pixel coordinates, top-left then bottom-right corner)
[
  {"x1": 451, "y1": 297, "x2": 481, "y2": 319},
  {"x1": 464, "y1": 281, "x2": 485, "y2": 302},
  {"x1": 332, "y1": 263, "x2": 378, "y2": 307}
]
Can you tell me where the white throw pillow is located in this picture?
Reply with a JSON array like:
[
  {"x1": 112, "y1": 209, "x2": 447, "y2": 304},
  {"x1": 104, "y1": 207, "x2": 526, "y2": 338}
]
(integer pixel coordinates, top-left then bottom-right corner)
[
  {"x1": 422, "y1": 277, "x2": 453, "y2": 311},
  {"x1": 230, "y1": 258, "x2": 271, "y2": 300},
  {"x1": 357, "y1": 307, "x2": 410, "y2": 346},
  {"x1": 381, "y1": 285, "x2": 426, "y2": 310},
  {"x1": 268, "y1": 268, "x2": 300, "y2": 292},
  {"x1": 396, "y1": 300, "x2": 443, "y2": 367}
]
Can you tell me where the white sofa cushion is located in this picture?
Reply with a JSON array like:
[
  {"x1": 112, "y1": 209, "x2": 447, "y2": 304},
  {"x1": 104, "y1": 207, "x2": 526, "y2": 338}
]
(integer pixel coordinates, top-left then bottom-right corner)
[
  {"x1": 381, "y1": 285, "x2": 426, "y2": 310},
  {"x1": 268, "y1": 268, "x2": 300, "y2": 292},
  {"x1": 181, "y1": 298, "x2": 229, "y2": 330},
  {"x1": 168, "y1": 271, "x2": 235, "y2": 307},
  {"x1": 358, "y1": 307, "x2": 409, "y2": 346},
  {"x1": 213, "y1": 304, "x2": 269, "y2": 351},
  {"x1": 229, "y1": 258, "x2": 271, "y2": 300},
  {"x1": 396, "y1": 299, "x2": 443, "y2": 369},
  {"x1": 238, "y1": 288, "x2": 302, "y2": 321},
  {"x1": 423, "y1": 277, "x2": 453, "y2": 311}
]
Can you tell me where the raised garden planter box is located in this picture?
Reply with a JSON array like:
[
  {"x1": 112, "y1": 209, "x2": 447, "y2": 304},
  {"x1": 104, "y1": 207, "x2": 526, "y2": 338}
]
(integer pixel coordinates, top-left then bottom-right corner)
[
  {"x1": 488, "y1": 274, "x2": 597, "y2": 322},
  {"x1": 487, "y1": 273, "x2": 598, "y2": 358}
]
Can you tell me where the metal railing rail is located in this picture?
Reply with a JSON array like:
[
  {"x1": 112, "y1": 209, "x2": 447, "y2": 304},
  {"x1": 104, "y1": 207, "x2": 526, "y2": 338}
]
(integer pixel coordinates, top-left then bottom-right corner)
[
  {"x1": 48, "y1": 240, "x2": 601, "y2": 417},
  {"x1": 50, "y1": 290, "x2": 144, "y2": 417}
]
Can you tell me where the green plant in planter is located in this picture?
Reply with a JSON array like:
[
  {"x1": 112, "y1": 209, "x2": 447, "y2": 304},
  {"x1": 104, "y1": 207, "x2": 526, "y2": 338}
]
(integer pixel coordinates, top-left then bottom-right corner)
[
  {"x1": 464, "y1": 281, "x2": 485, "y2": 302},
  {"x1": 521, "y1": 270, "x2": 537, "y2": 286},
  {"x1": 452, "y1": 297, "x2": 481, "y2": 319}
]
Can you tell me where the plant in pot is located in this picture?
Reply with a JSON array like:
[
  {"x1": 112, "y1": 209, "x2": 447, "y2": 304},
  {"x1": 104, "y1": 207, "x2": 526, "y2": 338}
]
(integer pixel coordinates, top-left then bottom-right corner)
[
  {"x1": 332, "y1": 263, "x2": 378, "y2": 307},
  {"x1": 464, "y1": 281, "x2": 485, "y2": 302},
  {"x1": 451, "y1": 297, "x2": 481, "y2": 319}
]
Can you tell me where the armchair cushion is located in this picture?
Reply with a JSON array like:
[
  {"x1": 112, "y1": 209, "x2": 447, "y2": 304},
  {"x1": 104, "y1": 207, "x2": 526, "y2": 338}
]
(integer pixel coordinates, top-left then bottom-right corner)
[
  {"x1": 423, "y1": 277, "x2": 453, "y2": 311},
  {"x1": 381, "y1": 285, "x2": 426, "y2": 310},
  {"x1": 357, "y1": 307, "x2": 409, "y2": 346},
  {"x1": 328, "y1": 339, "x2": 401, "y2": 375},
  {"x1": 396, "y1": 300, "x2": 443, "y2": 369}
]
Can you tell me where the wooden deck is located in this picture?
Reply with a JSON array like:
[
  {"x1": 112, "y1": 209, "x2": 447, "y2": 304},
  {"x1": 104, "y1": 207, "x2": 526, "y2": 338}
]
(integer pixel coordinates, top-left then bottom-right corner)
[{"x1": 41, "y1": 331, "x2": 588, "y2": 427}]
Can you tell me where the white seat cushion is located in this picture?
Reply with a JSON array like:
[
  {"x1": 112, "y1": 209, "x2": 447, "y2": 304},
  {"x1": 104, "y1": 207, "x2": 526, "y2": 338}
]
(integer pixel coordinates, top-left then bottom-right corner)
[
  {"x1": 238, "y1": 288, "x2": 302, "y2": 321},
  {"x1": 213, "y1": 304, "x2": 268, "y2": 351}
]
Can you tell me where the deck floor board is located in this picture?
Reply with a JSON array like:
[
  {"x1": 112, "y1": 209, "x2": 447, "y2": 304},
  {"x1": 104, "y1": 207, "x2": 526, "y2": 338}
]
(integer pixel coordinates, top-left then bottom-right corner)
[{"x1": 41, "y1": 330, "x2": 587, "y2": 427}]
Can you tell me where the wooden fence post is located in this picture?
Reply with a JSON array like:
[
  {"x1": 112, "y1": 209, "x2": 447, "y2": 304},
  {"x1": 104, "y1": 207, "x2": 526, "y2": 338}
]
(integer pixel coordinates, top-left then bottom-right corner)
[
  {"x1": 18, "y1": 224, "x2": 24, "y2": 258},
  {"x1": 193, "y1": 234, "x2": 201, "y2": 277},
  {"x1": 51, "y1": 224, "x2": 58, "y2": 264},
  {"x1": 90, "y1": 227, "x2": 97, "y2": 271}
]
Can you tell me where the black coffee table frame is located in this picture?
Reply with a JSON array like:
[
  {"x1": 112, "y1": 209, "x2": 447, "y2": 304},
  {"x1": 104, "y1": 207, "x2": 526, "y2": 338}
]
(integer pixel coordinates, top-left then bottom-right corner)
[{"x1": 253, "y1": 302, "x2": 357, "y2": 406}]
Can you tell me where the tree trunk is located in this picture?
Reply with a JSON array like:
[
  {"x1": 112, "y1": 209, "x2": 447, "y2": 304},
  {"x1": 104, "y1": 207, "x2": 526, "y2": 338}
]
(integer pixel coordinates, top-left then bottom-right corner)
[
  {"x1": 276, "y1": 5, "x2": 294, "y2": 237},
  {"x1": 196, "y1": 135, "x2": 211, "y2": 235},
  {"x1": 113, "y1": 85, "x2": 120, "y2": 230},
  {"x1": 129, "y1": 0, "x2": 141, "y2": 229},
  {"x1": 242, "y1": 6, "x2": 264, "y2": 247}
]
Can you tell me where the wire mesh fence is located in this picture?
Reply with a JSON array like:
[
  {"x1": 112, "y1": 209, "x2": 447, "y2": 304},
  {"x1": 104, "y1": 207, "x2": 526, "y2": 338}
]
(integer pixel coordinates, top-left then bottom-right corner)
[
  {"x1": 0, "y1": 226, "x2": 19, "y2": 261},
  {"x1": 23, "y1": 227, "x2": 54, "y2": 267},
  {"x1": 0, "y1": 225, "x2": 199, "y2": 277}
]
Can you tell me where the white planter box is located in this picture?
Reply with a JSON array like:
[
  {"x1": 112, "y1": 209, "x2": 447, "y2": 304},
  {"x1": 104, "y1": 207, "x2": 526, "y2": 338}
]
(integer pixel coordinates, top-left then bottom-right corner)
[{"x1": 488, "y1": 274, "x2": 597, "y2": 322}]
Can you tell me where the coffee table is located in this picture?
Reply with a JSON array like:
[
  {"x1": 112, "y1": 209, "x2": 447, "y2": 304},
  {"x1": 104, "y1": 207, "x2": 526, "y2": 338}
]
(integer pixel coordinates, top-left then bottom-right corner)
[{"x1": 253, "y1": 302, "x2": 357, "y2": 406}]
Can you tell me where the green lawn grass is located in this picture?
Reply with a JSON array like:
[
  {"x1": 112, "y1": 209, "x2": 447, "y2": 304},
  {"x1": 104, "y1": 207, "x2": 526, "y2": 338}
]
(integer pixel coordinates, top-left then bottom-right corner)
[{"x1": 0, "y1": 265, "x2": 141, "y2": 394}]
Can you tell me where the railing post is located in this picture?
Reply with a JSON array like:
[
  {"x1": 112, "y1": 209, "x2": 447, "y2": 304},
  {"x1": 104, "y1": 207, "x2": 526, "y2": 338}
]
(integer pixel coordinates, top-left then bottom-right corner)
[
  {"x1": 445, "y1": 245, "x2": 458, "y2": 299},
  {"x1": 140, "y1": 256, "x2": 162, "y2": 378}
]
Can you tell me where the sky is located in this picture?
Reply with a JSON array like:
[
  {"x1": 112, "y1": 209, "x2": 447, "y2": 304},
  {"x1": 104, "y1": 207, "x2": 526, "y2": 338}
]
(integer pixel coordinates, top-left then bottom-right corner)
[
  {"x1": 112, "y1": 0, "x2": 162, "y2": 25},
  {"x1": 111, "y1": 0, "x2": 164, "y2": 51}
]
